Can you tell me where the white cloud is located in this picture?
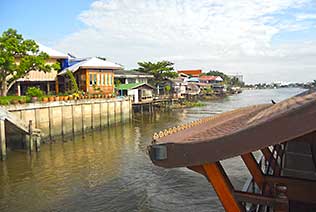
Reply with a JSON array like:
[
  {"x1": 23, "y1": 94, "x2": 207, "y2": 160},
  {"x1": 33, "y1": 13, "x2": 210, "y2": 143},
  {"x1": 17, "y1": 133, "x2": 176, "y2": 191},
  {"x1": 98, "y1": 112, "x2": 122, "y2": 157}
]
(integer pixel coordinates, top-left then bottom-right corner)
[
  {"x1": 55, "y1": 0, "x2": 316, "y2": 83},
  {"x1": 296, "y1": 13, "x2": 316, "y2": 20}
]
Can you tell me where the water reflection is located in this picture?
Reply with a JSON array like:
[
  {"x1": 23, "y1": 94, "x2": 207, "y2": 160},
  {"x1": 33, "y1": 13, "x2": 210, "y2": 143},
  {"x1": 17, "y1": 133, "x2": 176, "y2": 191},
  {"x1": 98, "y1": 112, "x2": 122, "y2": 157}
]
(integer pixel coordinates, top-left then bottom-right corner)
[{"x1": 0, "y1": 88, "x2": 304, "y2": 212}]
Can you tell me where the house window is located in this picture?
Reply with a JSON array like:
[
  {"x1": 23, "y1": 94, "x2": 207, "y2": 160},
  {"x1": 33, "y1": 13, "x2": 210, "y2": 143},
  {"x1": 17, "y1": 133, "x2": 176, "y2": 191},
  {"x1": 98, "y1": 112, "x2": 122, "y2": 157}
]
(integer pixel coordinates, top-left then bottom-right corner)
[
  {"x1": 110, "y1": 74, "x2": 112, "y2": 85},
  {"x1": 93, "y1": 74, "x2": 97, "y2": 85},
  {"x1": 105, "y1": 73, "x2": 108, "y2": 86},
  {"x1": 89, "y1": 74, "x2": 93, "y2": 86},
  {"x1": 101, "y1": 74, "x2": 105, "y2": 85}
]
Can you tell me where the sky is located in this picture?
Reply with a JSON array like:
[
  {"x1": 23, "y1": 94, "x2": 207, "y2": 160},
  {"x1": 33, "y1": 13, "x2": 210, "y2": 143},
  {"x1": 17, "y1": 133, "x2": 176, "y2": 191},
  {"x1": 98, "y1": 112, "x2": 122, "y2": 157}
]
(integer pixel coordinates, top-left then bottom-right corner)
[{"x1": 1, "y1": 0, "x2": 316, "y2": 83}]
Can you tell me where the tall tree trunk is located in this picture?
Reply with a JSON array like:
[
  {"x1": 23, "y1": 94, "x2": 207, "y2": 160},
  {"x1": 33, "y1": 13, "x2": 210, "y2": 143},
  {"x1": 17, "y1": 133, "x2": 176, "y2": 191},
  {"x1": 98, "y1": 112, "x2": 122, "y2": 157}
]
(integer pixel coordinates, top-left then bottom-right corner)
[{"x1": 0, "y1": 80, "x2": 8, "y2": 96}]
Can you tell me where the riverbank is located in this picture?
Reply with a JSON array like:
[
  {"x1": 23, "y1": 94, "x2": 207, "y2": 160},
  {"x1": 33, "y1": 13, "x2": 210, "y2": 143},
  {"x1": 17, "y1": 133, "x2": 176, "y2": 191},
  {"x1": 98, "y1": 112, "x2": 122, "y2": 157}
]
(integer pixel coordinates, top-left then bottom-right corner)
[{"x1": 0, "y1": 88, "x2": 305, "y2": 212}]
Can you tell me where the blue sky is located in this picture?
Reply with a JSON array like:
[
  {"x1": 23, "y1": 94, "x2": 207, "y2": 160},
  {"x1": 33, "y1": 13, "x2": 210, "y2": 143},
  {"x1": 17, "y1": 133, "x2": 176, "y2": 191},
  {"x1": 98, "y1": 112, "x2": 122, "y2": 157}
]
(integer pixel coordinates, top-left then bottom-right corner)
[
  {"x1": 0, "y1": 0, "x2": 93, "y2": 44},
  {"x1": 1, "y1": 0, "x2": 316, "y2": 83}
]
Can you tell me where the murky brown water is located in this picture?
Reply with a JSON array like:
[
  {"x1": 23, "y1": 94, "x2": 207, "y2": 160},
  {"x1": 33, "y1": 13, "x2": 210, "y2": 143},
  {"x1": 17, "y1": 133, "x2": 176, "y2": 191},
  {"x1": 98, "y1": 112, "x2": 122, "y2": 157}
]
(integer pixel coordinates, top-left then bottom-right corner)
[{"x1": 0, "y1": 88, "x2": 304, "y2": 212}]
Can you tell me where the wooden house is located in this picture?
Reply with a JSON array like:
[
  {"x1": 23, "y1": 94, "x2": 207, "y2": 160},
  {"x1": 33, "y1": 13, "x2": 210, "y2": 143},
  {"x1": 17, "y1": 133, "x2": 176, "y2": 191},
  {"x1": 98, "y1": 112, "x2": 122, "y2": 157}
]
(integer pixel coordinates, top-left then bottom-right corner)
[
  {"x1": 58, "y1": 57, "x2": 122, "y2": 95},
  {"x1": 10, "y1": 43, "x2": 68, "y2": 95}
]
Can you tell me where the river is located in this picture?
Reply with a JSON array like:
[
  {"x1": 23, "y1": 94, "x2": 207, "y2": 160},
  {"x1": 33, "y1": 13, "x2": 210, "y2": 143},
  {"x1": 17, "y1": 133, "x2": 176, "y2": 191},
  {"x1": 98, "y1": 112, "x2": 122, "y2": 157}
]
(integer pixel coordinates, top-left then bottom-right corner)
[{"x1": 0, "y1": 88, "x2": 304, "y2": 212}]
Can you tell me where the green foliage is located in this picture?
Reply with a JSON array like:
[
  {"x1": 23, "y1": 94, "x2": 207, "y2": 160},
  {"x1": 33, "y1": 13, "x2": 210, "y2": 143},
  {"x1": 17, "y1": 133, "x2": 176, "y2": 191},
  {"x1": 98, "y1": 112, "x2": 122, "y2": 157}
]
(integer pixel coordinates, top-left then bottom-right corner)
[
  {"x1": 114, "y1": 79, "x2": 121, "y2": 88},
  {"x1": 26, "y1": 87, "x2": 43, "y2": 98},
  {"x1": 0, "y1": 28, "x2": 60, "y2": 96},
  {"x1": 0, "y1": 96, "x2": 30, "y2": 105},
  {"x1": 183, "y1": 101, "x2": 206, "y2": 107},
  {"x1": 66, "y1": 70, "x2": 79, "y2": 93},
  {"x1": 135, "y1": 61, "x2": 178, "y2": 86},
  {"x1": 164, "y1": 85, "x2": 171, "y2": 92}
]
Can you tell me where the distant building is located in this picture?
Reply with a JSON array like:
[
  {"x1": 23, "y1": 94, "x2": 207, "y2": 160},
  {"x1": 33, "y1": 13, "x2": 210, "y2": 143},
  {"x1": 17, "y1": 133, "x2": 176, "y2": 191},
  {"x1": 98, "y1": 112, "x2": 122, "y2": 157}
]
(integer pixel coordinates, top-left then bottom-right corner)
[
  {"x1": 177, "y1": 70, "x2": 202, "y2": 77},
  {"x1": 58, "y1": 57, "x2": 122, "y2": 95},
  {"x1": 116, "y1": 83, "x2": 154, "y2": 103},
  {"x1": 199, "y1": 75, "x2": 223, "y2": 84},
  {"x1": 228, "y1": 74, "x2": 244, "y2": 83},
  {"x1": 114, "y1": 70, "x2": 154, "y2": 84}
]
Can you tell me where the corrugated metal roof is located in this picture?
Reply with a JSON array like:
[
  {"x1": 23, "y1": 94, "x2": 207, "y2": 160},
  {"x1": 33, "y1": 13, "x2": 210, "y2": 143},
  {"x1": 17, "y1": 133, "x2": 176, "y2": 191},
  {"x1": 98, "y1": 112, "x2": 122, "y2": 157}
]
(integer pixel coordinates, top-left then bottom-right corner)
[
  {"x1": 37, "y1": 43, "x2": 68, "y2": 59},
  {"x1": 116, "y1": 83, "x2": 155, "y2": 90},
  {"x1": 114, "y1": 70, "x2": 154, "y2": 78}
]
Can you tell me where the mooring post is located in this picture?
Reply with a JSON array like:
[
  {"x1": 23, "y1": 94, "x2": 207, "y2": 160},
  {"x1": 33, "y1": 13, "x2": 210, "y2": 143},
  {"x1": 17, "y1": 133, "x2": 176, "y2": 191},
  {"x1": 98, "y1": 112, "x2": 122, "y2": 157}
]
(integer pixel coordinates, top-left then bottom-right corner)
[
  {"x1": 28, "y1": 120, "x2": 33, "y2": 152},
  {"x1": 35, "y1": 135, "x2": 41, "y2": 152},
  {"x1": 0, "y1": 119, "x2": 6, "y2": 160}
]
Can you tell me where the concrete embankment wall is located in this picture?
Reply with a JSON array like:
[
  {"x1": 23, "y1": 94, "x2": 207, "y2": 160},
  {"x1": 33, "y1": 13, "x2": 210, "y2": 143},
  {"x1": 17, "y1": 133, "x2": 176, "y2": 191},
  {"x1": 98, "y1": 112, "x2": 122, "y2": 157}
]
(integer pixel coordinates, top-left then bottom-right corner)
[{"x1": 4, "y1": 98, "x2": 132, "y2": 140}]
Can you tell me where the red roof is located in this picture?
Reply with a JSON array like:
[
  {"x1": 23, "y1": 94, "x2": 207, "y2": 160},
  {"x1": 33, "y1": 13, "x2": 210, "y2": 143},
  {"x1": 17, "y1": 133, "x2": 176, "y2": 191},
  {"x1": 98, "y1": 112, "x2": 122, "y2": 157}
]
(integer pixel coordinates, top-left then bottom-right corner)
[
  {"x1": 200, "y1": 75, "x2": 217, "y2": 81},
  {"x1": 199, "y1": 75, "x2": 223, "y2": 81},
  {"x1": 177, "y1": 70, "x2": 202, "y2": 77}
]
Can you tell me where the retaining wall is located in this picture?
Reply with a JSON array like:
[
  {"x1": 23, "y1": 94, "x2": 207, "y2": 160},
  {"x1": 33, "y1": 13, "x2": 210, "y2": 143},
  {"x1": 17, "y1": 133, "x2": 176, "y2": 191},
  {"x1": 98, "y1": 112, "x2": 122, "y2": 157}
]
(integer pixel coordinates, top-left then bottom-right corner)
[{"x1": 4, "y1": 98, "x2": 132, "y2": 140}]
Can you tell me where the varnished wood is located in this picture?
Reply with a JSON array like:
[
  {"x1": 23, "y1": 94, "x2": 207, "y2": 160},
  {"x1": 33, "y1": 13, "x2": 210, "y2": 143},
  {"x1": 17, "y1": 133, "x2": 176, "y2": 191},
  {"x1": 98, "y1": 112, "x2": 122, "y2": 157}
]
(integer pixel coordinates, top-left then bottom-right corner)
[
  {"x1": 241, "y1": 153, "x2": 264, "y2": 190},
  {"x1": 265, "y1": 175, "x2": 316, "y2": 204},
  {"x1": 203, "y1": 162, "x2": 243, "y2": 212}
]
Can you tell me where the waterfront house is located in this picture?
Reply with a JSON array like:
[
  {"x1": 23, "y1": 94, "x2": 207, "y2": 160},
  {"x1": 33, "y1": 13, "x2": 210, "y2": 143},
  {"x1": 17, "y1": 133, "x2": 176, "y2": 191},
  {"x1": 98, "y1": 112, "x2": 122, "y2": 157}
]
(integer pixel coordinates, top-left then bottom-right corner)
[
  {"x1": 10, "y1": 43, "x2": 68, "y2": 95},
  {"x1": 116, "y1": 83, "x2": 154, "y2": 103},
  {"x1": 58, "y1": 57, "x2": 122, "y2": 95},
  {"x1": 114, "y1": 70, "x2": 154, "y2": 84},
  {"x1": 199, "y1": 75, "x2": 223, "y2": 84},
  {"x1": 177, "y1": 69, "x2": 202, "y2": 77},
  {"x1": 184, "y1": 77, "x2": 200, "y2": 83}
]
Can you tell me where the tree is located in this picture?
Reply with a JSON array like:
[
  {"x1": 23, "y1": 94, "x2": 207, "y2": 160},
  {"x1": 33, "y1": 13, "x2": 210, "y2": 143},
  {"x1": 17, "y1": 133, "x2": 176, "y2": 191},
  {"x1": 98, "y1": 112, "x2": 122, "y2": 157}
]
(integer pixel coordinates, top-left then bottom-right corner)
[
  {"x1": 0, "y1": 28, "x2": 60, "y2": 96},
  {"x1": 135, "y1": 61, "x2": 178, "y2": 86}
]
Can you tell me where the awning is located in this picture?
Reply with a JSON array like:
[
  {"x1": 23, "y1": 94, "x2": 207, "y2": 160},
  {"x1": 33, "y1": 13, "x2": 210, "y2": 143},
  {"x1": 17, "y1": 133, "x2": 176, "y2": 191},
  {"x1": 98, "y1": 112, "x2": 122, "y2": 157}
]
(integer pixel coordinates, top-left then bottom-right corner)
[{"x1": 149, "y1": 89, "x2": 316, "y2": 168}]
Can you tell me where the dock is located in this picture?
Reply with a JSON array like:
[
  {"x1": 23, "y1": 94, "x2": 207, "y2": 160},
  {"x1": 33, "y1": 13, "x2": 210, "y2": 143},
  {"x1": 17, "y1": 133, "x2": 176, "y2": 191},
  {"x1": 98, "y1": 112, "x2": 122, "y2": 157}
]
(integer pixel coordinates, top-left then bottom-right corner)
[{"x1": 0, "y1": 107, "x2": 41, "y2": 160}]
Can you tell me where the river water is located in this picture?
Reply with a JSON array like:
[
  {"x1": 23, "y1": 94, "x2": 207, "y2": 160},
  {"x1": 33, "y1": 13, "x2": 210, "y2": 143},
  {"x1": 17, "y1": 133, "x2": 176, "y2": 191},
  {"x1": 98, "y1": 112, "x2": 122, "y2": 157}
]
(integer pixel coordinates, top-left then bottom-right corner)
[{"x1": 0, "y1": 88, "x2": 304, "y2": 212}]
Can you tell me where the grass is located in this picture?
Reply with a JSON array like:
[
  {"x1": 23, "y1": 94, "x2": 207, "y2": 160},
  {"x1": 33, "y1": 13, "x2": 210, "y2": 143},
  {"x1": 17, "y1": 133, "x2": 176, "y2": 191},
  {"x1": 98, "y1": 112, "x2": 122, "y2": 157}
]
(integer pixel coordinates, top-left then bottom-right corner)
[{"x1": 0, "y1": 96, "x2": 31, "y2": 105}]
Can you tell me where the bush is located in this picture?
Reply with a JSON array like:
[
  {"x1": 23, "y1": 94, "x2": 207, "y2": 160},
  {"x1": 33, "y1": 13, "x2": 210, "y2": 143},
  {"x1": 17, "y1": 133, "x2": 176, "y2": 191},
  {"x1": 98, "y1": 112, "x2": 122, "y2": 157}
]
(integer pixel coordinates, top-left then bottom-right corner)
[
  {"x1": 26, "y1": 87, "x2": 44, "y2": 98},
  {"x1": 0, "y1": 96, "x2": 30, "y2": 105}
]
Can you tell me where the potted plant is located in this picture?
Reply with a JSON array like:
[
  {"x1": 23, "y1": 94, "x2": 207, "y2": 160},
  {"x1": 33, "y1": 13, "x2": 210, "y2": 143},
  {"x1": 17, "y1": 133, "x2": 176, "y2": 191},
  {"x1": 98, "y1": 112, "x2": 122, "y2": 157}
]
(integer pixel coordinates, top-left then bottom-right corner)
[
  {"x1": 42, "y1": 96, "x2": 48, "y2": 103},
  {"x1": 10, "y1": 99, "x2": 19, "y2": 105},
  {"x1": 26, "y1": 87, "x2": 43, "y2": 103}
]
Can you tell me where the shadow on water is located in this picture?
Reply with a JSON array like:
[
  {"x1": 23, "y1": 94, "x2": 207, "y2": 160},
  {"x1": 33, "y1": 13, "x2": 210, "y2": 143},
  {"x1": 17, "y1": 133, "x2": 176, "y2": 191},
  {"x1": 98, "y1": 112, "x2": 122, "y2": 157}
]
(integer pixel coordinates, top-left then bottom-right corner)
[{"x1": 0, "y1": 88, "x2": 304, "y2": 212}]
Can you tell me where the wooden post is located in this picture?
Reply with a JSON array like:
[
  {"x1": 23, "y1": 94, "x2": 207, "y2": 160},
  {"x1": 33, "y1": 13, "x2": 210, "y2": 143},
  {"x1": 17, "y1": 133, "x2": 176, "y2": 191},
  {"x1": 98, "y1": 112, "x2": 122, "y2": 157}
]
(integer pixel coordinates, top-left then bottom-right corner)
[
  {"x1": 0, "y1": 119, "x2": 6, "y2": 160},
  {"x1": 28, "y1": 120, "x2": 33, "y2": 152},
  {"x1": 203, "y1": 162, "x2": 243, "y2": 212},
  {"x1": 17, "y1": 82, "x2": 21, "y2": 96},
  {"x1": 274, "y1": 184, "x2": 289, "y2": 212},
  {"x1": 47, "y1": 81, "x2": 50, "y2": 94},
  {"x1": 241, "y1": 153, "x2": 265, "y2": 190},
  {"x1": 55, "y1": 78, "x2": 59, "y2": 94},
  {"x1": 35, "y1": 135, "x2": 40, "y2": 152}
]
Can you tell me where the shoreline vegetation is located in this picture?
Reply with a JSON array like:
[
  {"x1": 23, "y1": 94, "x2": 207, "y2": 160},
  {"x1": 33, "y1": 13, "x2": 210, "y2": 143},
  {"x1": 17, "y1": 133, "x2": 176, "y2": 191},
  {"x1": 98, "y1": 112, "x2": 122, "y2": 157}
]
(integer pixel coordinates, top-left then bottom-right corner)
[{"x1": 171, "y1": 100, "x2": 206, "y2": 109}]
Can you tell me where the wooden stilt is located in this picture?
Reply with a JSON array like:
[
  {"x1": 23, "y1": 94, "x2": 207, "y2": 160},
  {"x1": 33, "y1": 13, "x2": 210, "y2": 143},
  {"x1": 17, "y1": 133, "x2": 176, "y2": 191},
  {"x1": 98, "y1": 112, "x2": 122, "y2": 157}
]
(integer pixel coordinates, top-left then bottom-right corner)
[
  {"x1": 28, "y1": 120, "x2": 33, "y2": 152},
  {"x1": 0, "y1": 119, "x2": 6, "y2": 160},
  {"x1": 203, "y1": 162, "x2": 243, "y2": 212}
]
